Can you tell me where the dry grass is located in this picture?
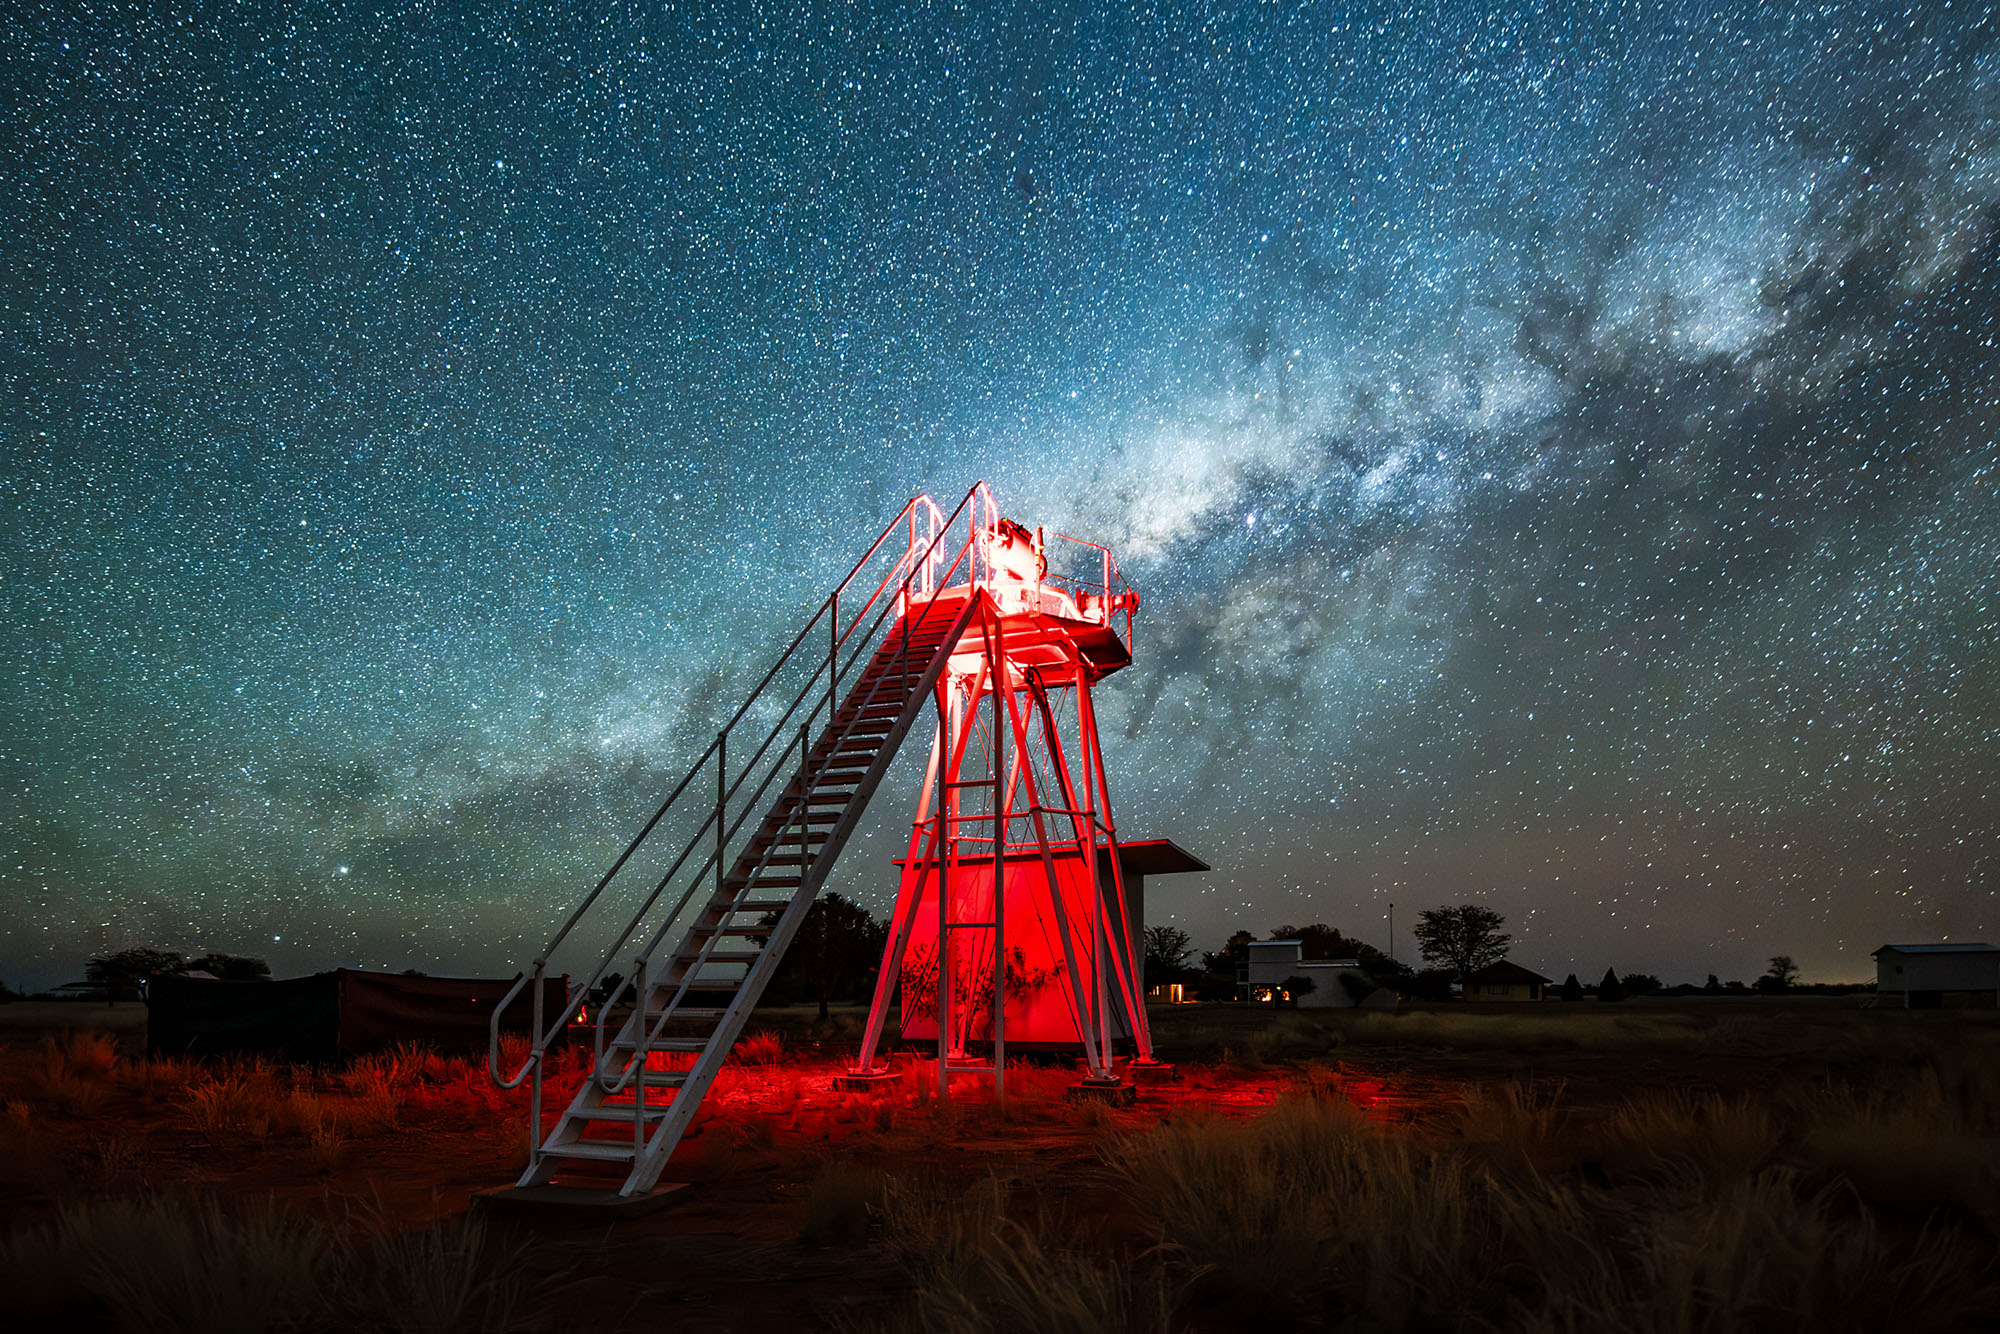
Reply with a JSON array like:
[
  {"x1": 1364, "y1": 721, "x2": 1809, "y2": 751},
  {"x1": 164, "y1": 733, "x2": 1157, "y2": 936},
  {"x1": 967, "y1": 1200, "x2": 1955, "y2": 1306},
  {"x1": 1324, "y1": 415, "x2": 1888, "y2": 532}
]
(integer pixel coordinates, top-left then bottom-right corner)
[
  {"x1": 3, "y1": 1195, "x2": 328, "y2": 1332},
  {"x1": 1332, "y1": 1008, "x2": 1707, "y2": 1052},
  {"x1": 35, "y1": 1029, "x2": 121, "y2": 1115},
  {"x1": 328, "y1": 1210, "x2": 527, "y2": 1334},
  {"x1": 1106, "y1": 1097, "x2": 1506, "y2": 1326},
  {"x1": 1590, "y1": 1089, "x2": 1785, "y2": 1187},
  {"x1": 868, "y1": 1177, "x2": 1145, "y2": 1334},
  {"x1": 0, "y1": 1195, "x2": 529, "y2": 1334},
  {"x1": 1527, "y1": 1170, "x2": 1999, "y2": 1334},
  {"x1": 734, "y1": 1029, "x2": 785, "y2": 1067}
]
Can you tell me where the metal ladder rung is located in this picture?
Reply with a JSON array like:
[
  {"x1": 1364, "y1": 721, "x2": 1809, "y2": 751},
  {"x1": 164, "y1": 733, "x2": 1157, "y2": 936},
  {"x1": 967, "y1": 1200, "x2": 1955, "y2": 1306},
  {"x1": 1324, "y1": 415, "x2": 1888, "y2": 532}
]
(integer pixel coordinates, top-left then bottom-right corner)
[{"x1": 943, "y1": 920, "x2": 999, "y2": 929}]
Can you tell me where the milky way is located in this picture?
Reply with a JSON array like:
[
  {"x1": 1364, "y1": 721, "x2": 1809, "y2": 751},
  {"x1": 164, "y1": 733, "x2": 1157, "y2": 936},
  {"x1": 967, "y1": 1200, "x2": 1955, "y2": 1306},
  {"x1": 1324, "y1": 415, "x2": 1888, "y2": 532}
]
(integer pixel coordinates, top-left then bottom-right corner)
[{"x1": 4, "y1": 2, "x2": 1996, "y2": 989}]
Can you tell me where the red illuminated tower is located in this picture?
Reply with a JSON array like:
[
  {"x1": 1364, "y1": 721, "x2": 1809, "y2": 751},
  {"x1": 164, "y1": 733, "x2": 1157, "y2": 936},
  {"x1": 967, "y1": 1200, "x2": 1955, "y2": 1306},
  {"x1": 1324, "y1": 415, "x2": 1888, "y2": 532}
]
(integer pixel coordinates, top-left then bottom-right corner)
[
  {"x1": 488, "y1": 484, "x2": 1158, "y2": 1201},
  {"x1": 847, "y1": 506, "x2": 1154, "y2": 1094}
]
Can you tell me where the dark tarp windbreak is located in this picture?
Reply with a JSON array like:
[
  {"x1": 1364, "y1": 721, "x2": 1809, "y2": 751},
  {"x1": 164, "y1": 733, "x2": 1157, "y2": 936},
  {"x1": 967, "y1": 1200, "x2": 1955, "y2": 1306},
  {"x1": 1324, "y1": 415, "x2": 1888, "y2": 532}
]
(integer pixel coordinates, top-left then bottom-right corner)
[{"x1": 146, "y1": 969, "x2": 569, "y2": 1061}]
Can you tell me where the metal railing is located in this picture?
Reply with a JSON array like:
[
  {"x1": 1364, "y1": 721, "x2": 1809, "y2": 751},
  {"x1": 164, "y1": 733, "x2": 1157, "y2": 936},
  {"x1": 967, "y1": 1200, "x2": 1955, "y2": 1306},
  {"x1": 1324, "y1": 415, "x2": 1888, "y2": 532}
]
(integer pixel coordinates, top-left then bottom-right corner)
[{"x1": 487, "y1": 483, "x2": 1003, "y2": 1126}]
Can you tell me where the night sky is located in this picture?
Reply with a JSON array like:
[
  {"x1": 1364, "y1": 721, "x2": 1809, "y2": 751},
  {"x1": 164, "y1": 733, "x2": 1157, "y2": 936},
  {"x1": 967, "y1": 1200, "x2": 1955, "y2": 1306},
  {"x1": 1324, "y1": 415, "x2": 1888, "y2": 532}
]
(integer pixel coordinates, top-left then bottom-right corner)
[{"x1": 5, "y1": 2, "x2": 1997, "y2": 991}]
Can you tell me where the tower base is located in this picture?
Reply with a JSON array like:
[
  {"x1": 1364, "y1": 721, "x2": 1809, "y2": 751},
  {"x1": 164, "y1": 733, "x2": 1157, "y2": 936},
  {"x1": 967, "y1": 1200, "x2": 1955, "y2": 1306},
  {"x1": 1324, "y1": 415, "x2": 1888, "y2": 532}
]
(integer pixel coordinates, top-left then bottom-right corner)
[{"x1": 1066, "y1": 1077, "x2": 1137, "y2": 1106}]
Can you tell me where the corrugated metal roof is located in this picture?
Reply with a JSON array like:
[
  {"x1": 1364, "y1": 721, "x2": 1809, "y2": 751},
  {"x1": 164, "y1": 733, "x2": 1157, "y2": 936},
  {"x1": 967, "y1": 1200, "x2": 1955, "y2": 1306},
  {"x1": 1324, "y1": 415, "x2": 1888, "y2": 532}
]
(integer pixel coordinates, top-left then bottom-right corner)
[{"x1": 1872, "y1": 943, "x2": 1999, "y2": 955}]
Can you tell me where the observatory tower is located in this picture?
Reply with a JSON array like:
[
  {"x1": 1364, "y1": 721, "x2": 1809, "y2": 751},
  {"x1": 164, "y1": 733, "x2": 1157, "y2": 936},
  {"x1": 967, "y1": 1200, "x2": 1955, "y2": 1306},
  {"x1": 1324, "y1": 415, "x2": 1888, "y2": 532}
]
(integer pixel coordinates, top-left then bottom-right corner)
[
  {"x1": 487, "y1": 484, "x2": 1160, "y2": 1201},
  {"x1": 846, "y1": 509, "x2": 1155, "y2": 1094}
]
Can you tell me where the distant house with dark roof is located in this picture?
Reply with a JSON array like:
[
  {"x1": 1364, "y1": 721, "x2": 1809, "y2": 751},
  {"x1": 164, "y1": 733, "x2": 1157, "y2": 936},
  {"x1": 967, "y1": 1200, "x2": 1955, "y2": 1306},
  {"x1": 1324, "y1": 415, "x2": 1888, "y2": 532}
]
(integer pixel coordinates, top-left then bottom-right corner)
[
  {"x1": 1464, "y1": 960, "x2": 1554, "y2": 1002},
  {"x1": 1872, "y1": 944, "x2": 2000, "y2": 1009}
]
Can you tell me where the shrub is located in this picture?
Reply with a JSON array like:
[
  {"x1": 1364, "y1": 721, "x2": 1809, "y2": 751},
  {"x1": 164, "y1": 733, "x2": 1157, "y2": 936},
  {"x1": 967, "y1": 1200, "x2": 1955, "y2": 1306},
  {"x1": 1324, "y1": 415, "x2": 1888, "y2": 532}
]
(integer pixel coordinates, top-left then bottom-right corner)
[{"x1": 734, "y1": 1030, "x2": 784, "y2": 1067}]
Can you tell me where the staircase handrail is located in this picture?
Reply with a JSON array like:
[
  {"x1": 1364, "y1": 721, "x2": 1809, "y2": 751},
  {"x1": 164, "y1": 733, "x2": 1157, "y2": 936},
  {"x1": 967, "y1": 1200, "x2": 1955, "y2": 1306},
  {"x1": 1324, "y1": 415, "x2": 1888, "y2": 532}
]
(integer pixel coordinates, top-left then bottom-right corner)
[
  {"x1": 489, "y1": 484, "x2": 991, "y2": 1089},
  {"x1": 590, "y1": 500, "x2": 988, "y2": 1093}
]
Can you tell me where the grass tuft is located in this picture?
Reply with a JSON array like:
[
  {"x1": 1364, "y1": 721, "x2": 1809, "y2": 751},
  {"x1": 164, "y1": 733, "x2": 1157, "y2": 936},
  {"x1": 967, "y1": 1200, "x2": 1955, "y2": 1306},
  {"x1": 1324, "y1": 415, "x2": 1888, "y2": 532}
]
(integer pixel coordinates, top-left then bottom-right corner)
[{"x1": 872, "y1": 1177, "x2": 1137, "y2": 1333}]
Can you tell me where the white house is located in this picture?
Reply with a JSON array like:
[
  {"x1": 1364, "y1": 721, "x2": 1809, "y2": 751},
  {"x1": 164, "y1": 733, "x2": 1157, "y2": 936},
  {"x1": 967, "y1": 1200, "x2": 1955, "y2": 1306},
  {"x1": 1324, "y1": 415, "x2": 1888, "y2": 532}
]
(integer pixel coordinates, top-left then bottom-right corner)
[
  {"x1": 1238, "y1": 940, "x2": 1384, "y2": 1008},
  {"x1": 1872, "y1": 943, "x2": 2000, "y2": 1008},
  {"x1": 1241, "y1": 939, "x2": 1305, "y2": 1002}
]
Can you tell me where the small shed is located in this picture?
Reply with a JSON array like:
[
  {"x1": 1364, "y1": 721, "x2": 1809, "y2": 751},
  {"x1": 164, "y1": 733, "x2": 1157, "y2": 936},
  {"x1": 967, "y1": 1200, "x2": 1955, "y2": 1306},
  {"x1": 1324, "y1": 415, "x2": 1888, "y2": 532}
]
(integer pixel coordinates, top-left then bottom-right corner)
[
  {"x1": 1872, "y1": 944, "x2": 2000, "y2": 1008},
  {"x1": 1464, "y1": 960, "x2": 1554, "y2": 1002}
]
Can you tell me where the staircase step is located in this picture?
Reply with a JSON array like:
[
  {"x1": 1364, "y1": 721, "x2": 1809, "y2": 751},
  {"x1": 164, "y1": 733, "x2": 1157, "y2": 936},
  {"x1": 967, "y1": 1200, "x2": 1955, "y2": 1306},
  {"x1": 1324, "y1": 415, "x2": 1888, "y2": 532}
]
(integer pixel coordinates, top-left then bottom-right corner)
[
  {"x1": 577, "y1": 1104, "x2": 672, "y2": 1123},
  {"x1": 640, "y1": 1007, "x2": 727, "y2": 1022},
  {"x1": 541, "y1": 1140, "x2": 637, "y2": 1163},
  {"x1": 728, "y1": 900, "x2": 793, "y2": 914},
  {"x1": 612, "y1": 1037, "x2": 708, "y2": 1053},
  {"x1": 678, "y1": 949, "x2": 761, "y2": 965}
]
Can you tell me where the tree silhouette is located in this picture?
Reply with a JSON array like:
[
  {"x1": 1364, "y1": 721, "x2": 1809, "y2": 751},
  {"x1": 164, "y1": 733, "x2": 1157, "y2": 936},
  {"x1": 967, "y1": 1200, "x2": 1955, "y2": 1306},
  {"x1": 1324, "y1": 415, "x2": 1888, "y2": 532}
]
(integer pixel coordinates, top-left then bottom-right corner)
[
  {"x1": 1560, "y1": 973, "x2": 1584, "y2": 1002},
  {"x1": 1412, "y1": 905, "x2": 1511, "y2": 983},
  {"x1": 85, "y1": 948, "x2": 189, "y2": 1001},
  {"x1": 1202, "y1": 929, "x2": 1255, "y2": 974},
  {"x1": 1755, "y1": 955, "x2": 1799, "y2": 994},
  {"x1": 1269, "y1": 922, "x2": 1405, "y2": 974},
  {"x1": 1143, "y1": 925, "x2": 1194, "y2": 983},
  {"x1": 761, "y1": 893, "x2": 887, "y2": 1019},
  {"x1": 1598, "y1": 968, "x2": 1625, "y2": 1003}
]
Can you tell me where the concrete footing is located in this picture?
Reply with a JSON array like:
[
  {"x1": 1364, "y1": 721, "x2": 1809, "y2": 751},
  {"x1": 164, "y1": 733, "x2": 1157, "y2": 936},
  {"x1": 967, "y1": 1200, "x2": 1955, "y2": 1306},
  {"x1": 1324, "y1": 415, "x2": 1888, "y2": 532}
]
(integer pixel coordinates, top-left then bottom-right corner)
[
  {"x1": 1066, "y1": 1077, "x2": 1138, "y2": 1106},
  {"x1": 832, "y1": 1069, "x2": 900, "y2": 1091}
]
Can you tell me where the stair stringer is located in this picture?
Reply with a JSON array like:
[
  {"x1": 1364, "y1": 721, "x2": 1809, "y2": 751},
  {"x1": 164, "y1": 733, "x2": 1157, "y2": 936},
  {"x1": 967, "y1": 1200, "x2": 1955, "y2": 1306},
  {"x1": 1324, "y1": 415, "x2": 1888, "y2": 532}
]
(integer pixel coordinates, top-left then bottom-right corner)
[{"x1": 595, "y1": 593, "x2": 987, "y2": 1197}]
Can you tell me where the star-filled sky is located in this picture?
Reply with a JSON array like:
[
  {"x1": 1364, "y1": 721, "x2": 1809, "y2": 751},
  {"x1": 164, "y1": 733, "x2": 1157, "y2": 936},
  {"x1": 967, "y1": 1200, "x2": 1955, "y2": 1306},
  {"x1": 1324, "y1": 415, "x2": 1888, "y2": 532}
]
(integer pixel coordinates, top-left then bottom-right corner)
[{"x1": 4, "y1": 1, "x2": 1997, "y2": 991}]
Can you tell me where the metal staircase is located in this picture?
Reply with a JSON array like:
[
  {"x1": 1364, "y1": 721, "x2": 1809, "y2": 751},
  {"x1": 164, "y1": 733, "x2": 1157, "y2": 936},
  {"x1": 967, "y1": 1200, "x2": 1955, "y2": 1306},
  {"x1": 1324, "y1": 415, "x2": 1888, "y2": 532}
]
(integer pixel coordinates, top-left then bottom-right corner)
[{"x1": 489, "y1": 486, "x2": 1002, "y2": 1199}]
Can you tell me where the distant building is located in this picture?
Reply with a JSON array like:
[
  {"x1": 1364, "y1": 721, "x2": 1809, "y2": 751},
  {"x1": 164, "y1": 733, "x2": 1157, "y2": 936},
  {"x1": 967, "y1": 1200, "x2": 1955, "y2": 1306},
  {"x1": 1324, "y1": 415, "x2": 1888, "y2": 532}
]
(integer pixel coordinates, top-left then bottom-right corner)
[
  {"x1": 1464, "y1": 959, "x2": 1554, "y2": 1002},
  {"x1": 1241, "y1": 938, "x2": 1305, "y2": 1003},
  {"x1": 1872, "y1": 944, "x2": 2000, "y2": 1009},
  {"x1": 1234, "y1": 939, "x2": 1388, "y2": 1008}
]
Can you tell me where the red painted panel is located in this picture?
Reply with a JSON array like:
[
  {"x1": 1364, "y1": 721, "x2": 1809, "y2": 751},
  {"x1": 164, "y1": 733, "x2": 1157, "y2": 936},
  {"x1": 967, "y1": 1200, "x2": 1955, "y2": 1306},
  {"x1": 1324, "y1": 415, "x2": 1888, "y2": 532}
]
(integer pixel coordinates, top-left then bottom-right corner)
[{"x1": 894, "y1": 850, "x2": 1132, "y2": 1046}]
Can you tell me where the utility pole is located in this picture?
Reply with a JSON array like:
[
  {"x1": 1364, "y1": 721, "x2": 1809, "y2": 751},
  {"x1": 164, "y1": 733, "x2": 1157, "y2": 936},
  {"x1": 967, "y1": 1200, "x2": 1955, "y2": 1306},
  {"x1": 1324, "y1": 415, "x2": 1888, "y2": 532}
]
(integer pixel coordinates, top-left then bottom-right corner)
[{"x1": 1388, "y1": 902, "x2": 1395, "y2": 964}]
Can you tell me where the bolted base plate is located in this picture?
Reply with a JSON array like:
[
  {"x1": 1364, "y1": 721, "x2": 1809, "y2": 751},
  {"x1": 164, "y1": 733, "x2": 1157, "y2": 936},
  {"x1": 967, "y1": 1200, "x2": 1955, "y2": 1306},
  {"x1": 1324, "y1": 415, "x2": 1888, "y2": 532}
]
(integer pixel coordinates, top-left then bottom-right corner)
[
  {"x1": 1127, "y1": 1061, "x2": 1180, "y2": 1084},
  {"x1": 833, "y1": 1069, "x2": 900, "y2": 1091},
  {"x1": 1066, "y1": 1078, "x2": 1138, "y2": 1107}
]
